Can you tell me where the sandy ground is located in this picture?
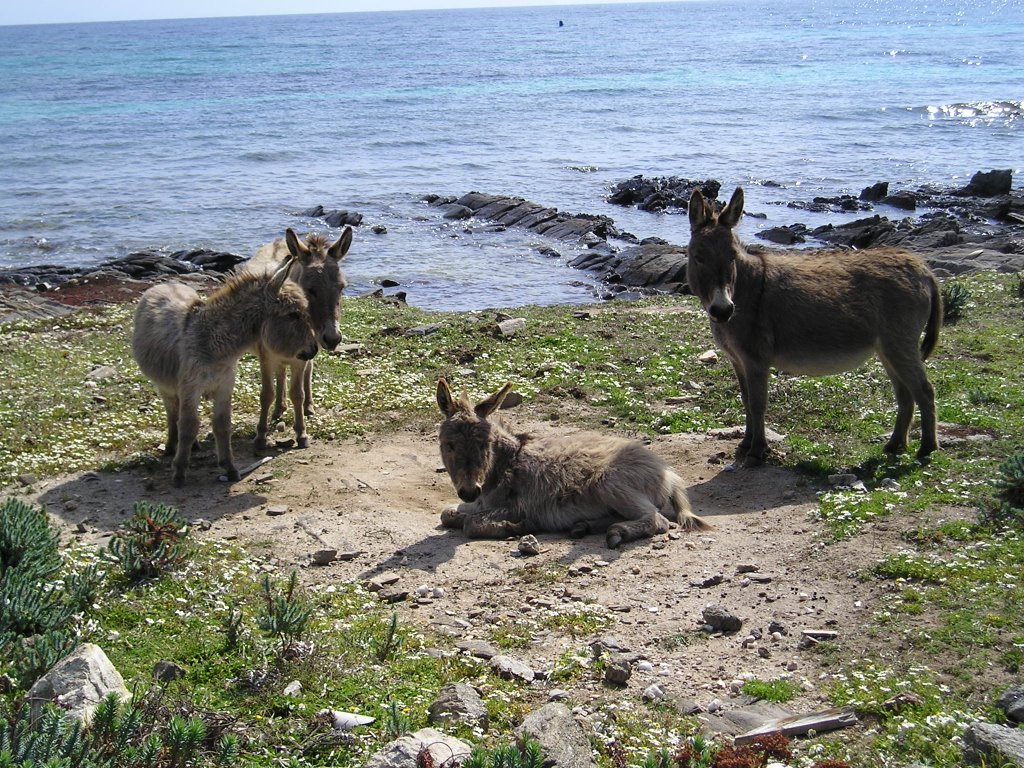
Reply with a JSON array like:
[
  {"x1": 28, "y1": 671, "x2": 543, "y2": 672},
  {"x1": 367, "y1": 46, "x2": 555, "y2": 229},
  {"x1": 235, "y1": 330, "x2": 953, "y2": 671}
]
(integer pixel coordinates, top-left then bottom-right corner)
[{"x1": 22, "y1": 414, "x2": 965, "y2": 732}]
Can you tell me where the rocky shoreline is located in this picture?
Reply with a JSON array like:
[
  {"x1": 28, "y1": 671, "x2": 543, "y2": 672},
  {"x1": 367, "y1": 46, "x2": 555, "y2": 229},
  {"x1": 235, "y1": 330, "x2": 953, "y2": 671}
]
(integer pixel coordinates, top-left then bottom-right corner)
[{"x1": 2, "y1": 170, "x2": 1021, "y2": 303}]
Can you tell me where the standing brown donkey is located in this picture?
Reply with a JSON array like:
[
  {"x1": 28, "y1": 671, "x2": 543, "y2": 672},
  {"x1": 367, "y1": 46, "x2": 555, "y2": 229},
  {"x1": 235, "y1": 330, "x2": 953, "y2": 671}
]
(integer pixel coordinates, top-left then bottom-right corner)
[{"x1": 687, "y1": 186, "x2": 942, "y2": 466}]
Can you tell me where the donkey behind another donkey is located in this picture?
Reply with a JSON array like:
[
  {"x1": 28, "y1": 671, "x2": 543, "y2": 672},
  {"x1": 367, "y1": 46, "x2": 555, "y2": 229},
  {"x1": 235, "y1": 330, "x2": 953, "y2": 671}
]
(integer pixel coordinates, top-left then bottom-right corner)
[
  {"x1": 436, "y1": 378, "x2": 709, "y2": 548},
  {"x1": 687, "y1": 186, "x2": 942, "y2": 467},
  {"x1": 132, "y1": 261, "x2": 318, "y2": 486},
  {"x1": 243, "y1": 227, "x2": 352, "y2": 449}
]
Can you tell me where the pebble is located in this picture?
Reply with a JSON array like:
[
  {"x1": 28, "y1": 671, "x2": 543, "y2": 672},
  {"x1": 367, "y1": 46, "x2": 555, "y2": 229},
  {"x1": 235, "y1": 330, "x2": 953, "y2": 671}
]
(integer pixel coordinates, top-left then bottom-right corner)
[
  {"x1": 706, "y1": 698, "x2": 723, "y2": 714},
  {"x1": 267, "y1": 505, "x2": 289, "y2": 517},
  {"x1": 636, "y1": 660, "x2": 654, "y2": 673},
  {"x1": 642, "y1": 684, "x2": 664, "y2": 701},
  {"x1": 311, "y1": 549, "x2": 337, "y2": 566},
  {"x1": 283, "y1": 680, "x2": 303, "y2": 697},
  {"x1": 518, "y1": 535, "x2": 541, "y2": 556}
]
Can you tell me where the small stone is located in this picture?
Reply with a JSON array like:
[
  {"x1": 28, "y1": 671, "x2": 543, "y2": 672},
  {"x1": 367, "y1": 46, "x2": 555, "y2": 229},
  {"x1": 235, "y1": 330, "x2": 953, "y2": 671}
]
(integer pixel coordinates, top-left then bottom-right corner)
[
  {"x1": 706, "y1": 698, "x2": 723, "y2": 713},
  {"x1": 698, "y1": 349, "x2": 719, "y2": 365},
  {"x1": 758, "y1": 647, "x2": 771, "y2": 659},
  {"x1": 604, "y1": 662, "x2": 631, "y2": 686},
  {"x1": 736, "y1": 564, "x2": 759, "y2": 574},
  {"x1": 636, "y1": 661, "x2": 654, "y2": 673},
  {"x1": 518, "y1": 535, "x2": 541, "y2": 556},
  {"x1": 432, "y1": 587, "x2": 446, "y2": 598},
  {"x1": 786, "y1": 660, "x2": 799, "y2": 672},
  {"x1": 17, "y1": 474, "x2": 37, "y2": 487},
  {"x1": 642, "y1": 683, "x2": 664, "y2": 701},
  {"x1": 828, "y1": 473, "x2": 859, "y2": 487},
  {"x1": 283, "y1": 680, "x2": 303, "y2": 697},
  {"x1": 701, "y1": 604, "x2": 742, "y2": 633},
  {"x1": 267, "y1": 505, "x2": 289, "y2": 517},
  {"x1": 153, "y1": 660, "x2": 186, "y2": 683},
  {"x1": 312, "y1": 549, "x2": 337, "y2": 566},
  {"x1": 692, "y1": 573, "x2": 725, "y2": 588}
]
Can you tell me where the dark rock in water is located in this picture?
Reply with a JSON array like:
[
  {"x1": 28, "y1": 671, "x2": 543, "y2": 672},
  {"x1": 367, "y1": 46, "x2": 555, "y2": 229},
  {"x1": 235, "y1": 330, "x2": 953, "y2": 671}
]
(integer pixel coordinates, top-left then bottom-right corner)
[
  {"x1": 881, "y1": 192, "x2": 917, "y2": 211},
  {"x1": 443, "y1": 204, "x2": 473, "y2": 220},
  {"x1": 323, "y1": 210, "x2": 363, "y2": 227},
  {"x1": 958, "y1": 168, "x2": 1013, "y2": 197},
  {"x1": 860, "y1": 181, "x2": 889, "y2": 201},
  {"x1": 756, "y1": 225, "x2": 807, "y2": 245},
  {"x1": 608, "y1": 175, "x2": 721, "y2": 212}
]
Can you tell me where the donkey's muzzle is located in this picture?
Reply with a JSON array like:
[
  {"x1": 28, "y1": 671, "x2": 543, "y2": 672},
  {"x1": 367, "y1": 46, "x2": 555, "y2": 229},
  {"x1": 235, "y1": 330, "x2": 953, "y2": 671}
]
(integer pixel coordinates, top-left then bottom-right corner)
[
  {"x1": 297, "y1": 346, "x2": 319, "y2": 361},
  {"x1": 320, "y1": 329, "x2": 342, "y2": 351},
  {"x1": 709, "y1": 303, "x2": 734, "y2": 323},
  {"x1": 458, "y1": 485, "x2": 481, "y2": 502}
]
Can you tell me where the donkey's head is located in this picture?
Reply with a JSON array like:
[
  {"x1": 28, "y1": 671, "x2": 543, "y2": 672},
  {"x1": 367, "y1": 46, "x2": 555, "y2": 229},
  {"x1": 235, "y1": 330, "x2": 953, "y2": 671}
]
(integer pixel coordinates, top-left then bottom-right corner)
[
  {"x1": 262, "y1": 262, "x2": 320, "y2": 362},
  {"x1": 284, "y1": 227, "x2": 352, "y2": 351},
  {"x1": 687, "y1": 186, "x2": 745, "y2": 324},
  {"x1": 436, "y1": 378, "x2": 513, "y2": 503}
]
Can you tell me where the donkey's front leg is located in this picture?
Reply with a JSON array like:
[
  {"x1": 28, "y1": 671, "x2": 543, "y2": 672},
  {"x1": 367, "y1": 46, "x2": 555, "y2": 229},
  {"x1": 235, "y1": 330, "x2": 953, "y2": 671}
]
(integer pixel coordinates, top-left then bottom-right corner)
[
  {"x1": 211, "y1": 380, "x2": 240, "y2": 482},
  {"x1": 301, "y1": 360, "x2": 315, "y2": 417},
  {"x1": 255, "y1": 353, "x2": 276, "y2": 451},
  {"x1": 289, "y1": 360, "x2": 310, "y2": 448},
  {"x1": 740, "y1": 366, "x2": 771, "y2": 466},
  {"x1": 172, "y1": 390, "x2": 202, "y2": 487}
]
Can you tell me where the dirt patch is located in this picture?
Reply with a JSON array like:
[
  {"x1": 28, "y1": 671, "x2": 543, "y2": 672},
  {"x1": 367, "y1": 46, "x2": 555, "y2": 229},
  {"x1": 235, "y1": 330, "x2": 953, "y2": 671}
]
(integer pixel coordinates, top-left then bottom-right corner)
[{"x1": 23, "y1": 416, "x2": 970, "y2": 723}]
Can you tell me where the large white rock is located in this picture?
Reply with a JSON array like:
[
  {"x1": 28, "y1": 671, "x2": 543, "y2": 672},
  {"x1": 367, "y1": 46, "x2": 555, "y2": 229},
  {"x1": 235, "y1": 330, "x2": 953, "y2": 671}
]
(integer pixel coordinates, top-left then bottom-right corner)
[
  {"x1": 28, "y1": 643, "x2": 131, "y2": 724},
  {"x1": 362, "y1": 728, "x2": 471, "y2": 768}
]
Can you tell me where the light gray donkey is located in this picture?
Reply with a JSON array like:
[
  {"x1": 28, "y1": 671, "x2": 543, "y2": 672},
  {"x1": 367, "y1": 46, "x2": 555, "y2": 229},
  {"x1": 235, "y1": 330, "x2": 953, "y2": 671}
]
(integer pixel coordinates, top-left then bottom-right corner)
[
  {"x1": 244, "y1": 227, "x2": 352, "y2": 449},
  {"x1": 436, "y1": 378, "x2": 709, "y2": 548},
  {"x1": 687, "y1": 186, "x2": 942, "y2": 466},
  {"x1": 132, "y1": 263, "x2": 318, "y2": 486}
]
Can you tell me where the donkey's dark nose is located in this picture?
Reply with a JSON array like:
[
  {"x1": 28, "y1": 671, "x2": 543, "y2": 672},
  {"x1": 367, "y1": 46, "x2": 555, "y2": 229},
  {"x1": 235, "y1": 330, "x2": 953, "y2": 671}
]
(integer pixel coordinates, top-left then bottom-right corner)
[
  {"x1": 321, "y1": 328, "x2": 342, "y2": 351},
  {"x1": 709, "y1": 303, "x2": 734, "y2": 323},
  {"x1": 298, "y1": 346, "x2": 319, "y2": 361},
  {"x1": 458, "y1": 485, "x2": 481, "y2": 502}
]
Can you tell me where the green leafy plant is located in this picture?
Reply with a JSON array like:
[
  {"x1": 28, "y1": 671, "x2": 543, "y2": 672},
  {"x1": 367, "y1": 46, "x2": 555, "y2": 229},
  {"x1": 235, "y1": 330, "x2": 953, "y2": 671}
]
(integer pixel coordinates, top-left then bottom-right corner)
[
  {"x1": 461, "y1": 736, "x2": 544, "y2": 768},
  {"x1": 740, "y1": 677, "x2": 799, "y2": 703},
  {"x1": 108, "y1": 500, "x2": 191, "y2": 581},
  {"x1": 383, "y1": 700, "x2": 412, "y2": 740},
  {"x1": 941, "y1": 281, "x2": 971, "y2": 324},
  {"x1": 374, "y1": 612, "x2": 402, "y2": 662},
  {"x1": 256, "y1": 571, "x2": 313, "y2": 658},
  {"x1": 981, "y1": 450, "x2": 1024, "y2": 529}
]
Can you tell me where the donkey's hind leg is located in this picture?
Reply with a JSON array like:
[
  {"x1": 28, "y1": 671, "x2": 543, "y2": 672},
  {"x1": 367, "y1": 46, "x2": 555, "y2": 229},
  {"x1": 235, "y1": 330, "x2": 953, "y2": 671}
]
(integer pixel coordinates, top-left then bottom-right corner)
[
  {"x1": 880, "y1": 347, "x2": 938, "y2": 459},
  {"x1": 159, "y1": 392, "x2": 180, "y2": 456},
  {"x1": 603, "y1": 495, "x2": 671, "y2": 549}
]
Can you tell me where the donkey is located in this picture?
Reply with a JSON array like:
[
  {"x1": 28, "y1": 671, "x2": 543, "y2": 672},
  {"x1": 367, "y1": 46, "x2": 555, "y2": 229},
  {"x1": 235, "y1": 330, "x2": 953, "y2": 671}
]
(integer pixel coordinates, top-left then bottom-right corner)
[
  {"x1": 436, "y1": 378, "x2": 709, "y2": 548},
  {"x1": 244, "y1": 227, "x2": 352, "y2": 449},
  {"x1": 687, "y1": 186, "x2": 942, "y2": 466},
  {"x1": 132, "y1": 262, "x2": 318, "y2": 486}
]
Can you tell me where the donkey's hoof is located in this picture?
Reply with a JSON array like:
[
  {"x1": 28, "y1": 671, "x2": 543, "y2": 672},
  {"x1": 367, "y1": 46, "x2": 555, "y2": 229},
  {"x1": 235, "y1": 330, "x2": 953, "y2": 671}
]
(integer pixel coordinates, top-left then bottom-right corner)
[
  {"x1": 440, "y1": 506, "x2": 465, "y2": 529},
  {"x1": 605, "y1": 529, "x2": 624, "y2": 549},
  {"x1": 569, "y1": 521, "x2": 590, "y2": 539},
  {"x1": 296, "y1": 436, "x2": 310, "y2": 449},
  {"x1": 253, "y1": 437, "x2": 269, "y2": 452},
  {"x1": 172, "y1": 473, "x2": 186, "y2": 488},
  {"x1": 219, "y1": 468, "x2": 241, "y2": 482}
]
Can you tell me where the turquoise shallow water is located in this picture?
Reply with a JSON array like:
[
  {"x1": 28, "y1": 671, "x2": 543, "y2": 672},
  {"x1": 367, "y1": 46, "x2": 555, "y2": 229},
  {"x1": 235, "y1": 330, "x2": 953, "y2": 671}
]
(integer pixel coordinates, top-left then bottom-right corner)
[{"x1": 0, "y1": 0, "x2": 1021, "y2": 309}]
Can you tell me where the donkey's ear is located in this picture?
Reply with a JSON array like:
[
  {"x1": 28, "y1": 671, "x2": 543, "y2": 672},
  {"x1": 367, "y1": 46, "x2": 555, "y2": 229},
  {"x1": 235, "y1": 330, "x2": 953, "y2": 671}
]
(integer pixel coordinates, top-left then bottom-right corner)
[
  {"x1": 329, "y1": 226, "x2": 353, "y2": 261},
  {"x1": 475, "y1": 382, "x2": 514, "y2": 419},
  {"x1": 718, "y1": 187, "x2": 745, "y2": 229},
  {"x1": 437, "y1": 377, "x2": 461, "y2": 417},
  {"x1": 268, "y1": 255, "x2": 295, "y2": 293},
  {"x1": 285, "y1": 228, "x2": 310, "y2": 261},
  {"x1": 688, "y1": 189, "x2": 708, "y2": 231}
]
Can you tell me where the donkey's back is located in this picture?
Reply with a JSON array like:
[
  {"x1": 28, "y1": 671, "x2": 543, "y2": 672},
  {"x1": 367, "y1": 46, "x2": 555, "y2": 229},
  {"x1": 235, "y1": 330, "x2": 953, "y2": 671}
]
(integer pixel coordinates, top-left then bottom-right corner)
[
  {"x1": 757, "y1": 248, "x2": 939, "y2": 376},
  {"x1": 131, "y1": 282, "x2": 198, "y2": 392}
]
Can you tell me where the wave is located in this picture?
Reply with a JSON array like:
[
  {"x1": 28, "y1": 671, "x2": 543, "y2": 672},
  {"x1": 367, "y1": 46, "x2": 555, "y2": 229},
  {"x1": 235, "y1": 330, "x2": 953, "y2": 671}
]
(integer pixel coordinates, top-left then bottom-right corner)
[{"x1": 914, "y1": 100, "x2": 1023, "y2": 123}]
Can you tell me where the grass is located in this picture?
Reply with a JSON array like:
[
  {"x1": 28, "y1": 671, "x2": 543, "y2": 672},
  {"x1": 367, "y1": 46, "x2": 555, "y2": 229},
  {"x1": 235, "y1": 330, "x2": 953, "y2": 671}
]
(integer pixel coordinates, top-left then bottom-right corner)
[
  {"x1": 2, "y1": 270, "x2": 1024, "y2": 768},
  {"x1": 740, "y1": 678, "x2": 799, "y2": 703}
]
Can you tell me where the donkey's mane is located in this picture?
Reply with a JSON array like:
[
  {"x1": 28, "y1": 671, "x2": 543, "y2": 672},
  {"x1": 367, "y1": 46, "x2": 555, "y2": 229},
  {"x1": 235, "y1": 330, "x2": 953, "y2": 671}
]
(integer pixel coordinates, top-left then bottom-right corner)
[
  {"x1": 305, "y1": 233, "x2": 330, "y2": 251},
  {"x1": 208, "y1": 268, "x2": 270, "y2": 302}
]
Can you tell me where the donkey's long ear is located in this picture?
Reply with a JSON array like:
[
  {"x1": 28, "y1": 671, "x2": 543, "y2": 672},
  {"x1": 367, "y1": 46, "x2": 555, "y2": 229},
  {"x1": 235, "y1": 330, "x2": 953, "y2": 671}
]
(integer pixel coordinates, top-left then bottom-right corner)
[
  {"x1": 437, "y1": 377, "x2": 462, "y2": 417},
  {"x1": 268, "y1": 255, "x2": 295, "y2": 294},
  {"x1": 688, "y1": 189, "x2": 708, "y2": 231},
  {"x1": 329, "y1": 226, "x2": 353, "y2": 261},
  {"x1": 285, "y1": 228, "x2": 311, "y2": 262},
  {"x1": 718, "y1": 187, "x2": 745, "y2": 229},
  {"x1": 475, "y1": 382, "x2": 513, "y2": 419}
]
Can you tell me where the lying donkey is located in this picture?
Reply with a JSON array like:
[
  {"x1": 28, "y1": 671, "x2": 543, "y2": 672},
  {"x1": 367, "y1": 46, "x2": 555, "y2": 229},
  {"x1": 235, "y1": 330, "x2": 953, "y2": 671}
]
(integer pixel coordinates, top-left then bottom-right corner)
[
  {"x1": 687, "y1": 186, "x2": 942, "y2": 466},
  {"x1": 436, "y1": 378, "x2": 709, "y2": 548}
]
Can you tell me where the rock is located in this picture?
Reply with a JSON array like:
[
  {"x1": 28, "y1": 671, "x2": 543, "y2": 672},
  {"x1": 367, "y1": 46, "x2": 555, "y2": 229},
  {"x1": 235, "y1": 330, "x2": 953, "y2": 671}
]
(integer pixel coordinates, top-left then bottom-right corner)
[
  {"x1": 959, "y1": 169, "x2": 1013, "y2": 197},
  {"x1": 153, "y1": 660, "x2": 186, "y2": 683},
  {"x1": 756, "y1": 225, "x2": 807, "y2": 245},
  {"x1": 642, "y1": 684, "x2": 664, "y2": 701},
  {"x1": 496, "y1": 318, "x2": 527, "y2": 338},
  {"x1": 962, "y1": 721, "x2": 1024, "y2": 767},
  {"x1": 702, "y1": 604, "x2": 743, "y2": 633},
  {"x1": 604, "y1": 661, "x2": 631, "y2": 686},
  {"x1": 364, "y1": 727, "x2": 470, "y2": 768},
  {"x1": 882, "y1": 192, "x2": 917, "y2": 210},
  {"x1": 998, "y1": 684, "x2": 1024, "y2": 724},
  {"x1": 283, "y1": 680, "x2": 303, "y2": 697},
  {"x1": 860, "y1": 181, "x2": 889, "y2": 201},
  {"x1": 457, "y1": 639, "x2": 499, "y2": 659},
  {"x1": 86, "y1": 365, "x2": 117, "y2": 380},
  {"x1": 28, "y1": 643, "x2": 131, "y2": 724},
  {"x1": 698, "y1": 350, "x2": 718, "y2": 365},
  {"x1": 515, "y1": 703, "x2": 595, "y2": 768},
  {"x1": 266, "y1": 505, "x2": 289, "y2": 517},
  {"x1": 443, "y1": 204, "x2": 474, "y2": 220},
  {"x1": 312, "y1": 548, "x2": 337, "y2": 566},
  {"x1": 491, "y1": 654, "x2": 536, "y2": 683},
  {"x1": 518, "y1": 534, "x2": 542, "y2": 556},
  {"x1": 428, "y1": 682, "x2": 489, "y2": 730}
]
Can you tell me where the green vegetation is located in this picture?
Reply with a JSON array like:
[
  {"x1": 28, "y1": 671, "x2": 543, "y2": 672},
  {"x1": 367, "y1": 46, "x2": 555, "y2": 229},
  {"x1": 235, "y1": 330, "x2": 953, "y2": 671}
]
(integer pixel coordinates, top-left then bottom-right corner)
[
  {"x1": 1, "y1": 270, "x2": 1023, "y2": 768},
  {"x1": 740, "y1": 678, "x2": 799, "y2": 703}
]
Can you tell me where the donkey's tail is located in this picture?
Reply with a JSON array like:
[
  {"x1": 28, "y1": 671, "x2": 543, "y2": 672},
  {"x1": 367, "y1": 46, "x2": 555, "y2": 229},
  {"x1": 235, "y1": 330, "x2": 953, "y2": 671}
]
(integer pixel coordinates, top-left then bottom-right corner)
[
  {"x1": 668, "y1": 471, "x2": 712, "y2": 532},
  {"x1": 921, "y1": 274, "x2": 942, "y2": 360}
]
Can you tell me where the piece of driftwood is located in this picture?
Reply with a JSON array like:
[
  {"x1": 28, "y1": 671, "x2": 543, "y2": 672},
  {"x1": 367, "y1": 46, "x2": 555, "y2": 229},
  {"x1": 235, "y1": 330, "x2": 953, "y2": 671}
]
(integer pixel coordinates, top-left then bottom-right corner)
[{"x1": 734, "y1": 706, "x2": 858, "y2": 745}]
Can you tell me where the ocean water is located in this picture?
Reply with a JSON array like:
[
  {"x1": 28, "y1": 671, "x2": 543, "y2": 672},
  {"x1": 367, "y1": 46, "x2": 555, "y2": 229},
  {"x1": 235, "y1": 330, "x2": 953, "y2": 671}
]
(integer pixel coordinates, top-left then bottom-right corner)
[{"x1": 0, "y1": 0, "x2": 1021, "y2": 310}]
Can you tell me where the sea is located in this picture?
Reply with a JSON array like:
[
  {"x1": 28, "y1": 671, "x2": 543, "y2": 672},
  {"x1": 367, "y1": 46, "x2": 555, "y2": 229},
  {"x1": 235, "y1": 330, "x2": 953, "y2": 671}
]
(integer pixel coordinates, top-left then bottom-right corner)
[{"x1": 0, "y1": 0, "x2": 1021, "y2": 310}]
